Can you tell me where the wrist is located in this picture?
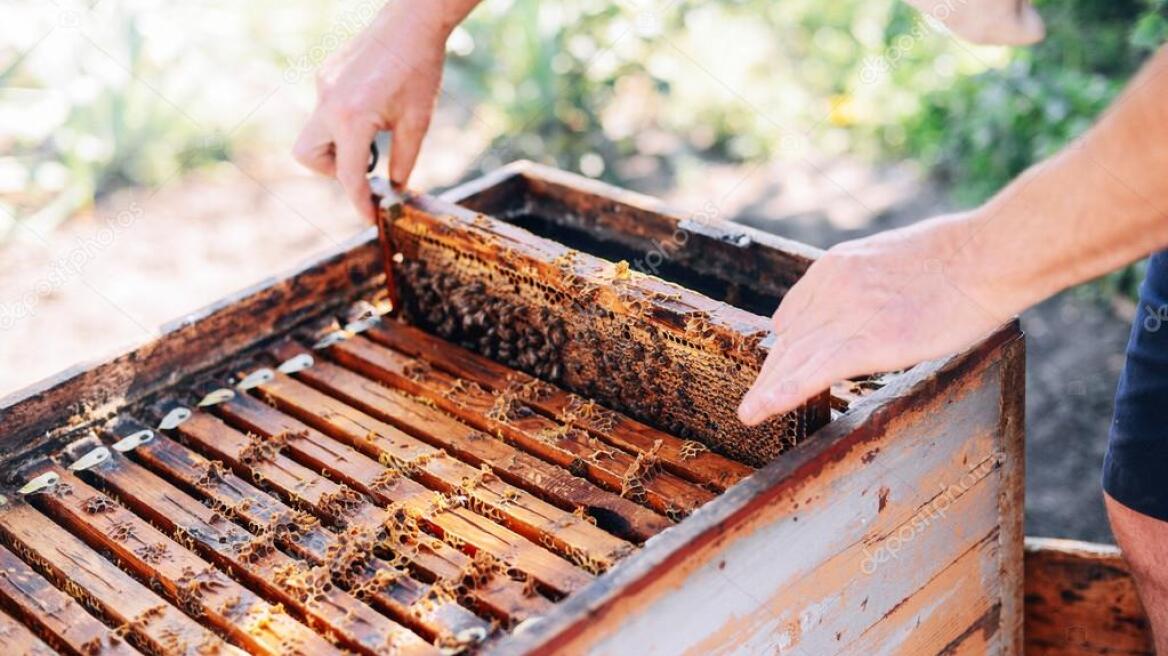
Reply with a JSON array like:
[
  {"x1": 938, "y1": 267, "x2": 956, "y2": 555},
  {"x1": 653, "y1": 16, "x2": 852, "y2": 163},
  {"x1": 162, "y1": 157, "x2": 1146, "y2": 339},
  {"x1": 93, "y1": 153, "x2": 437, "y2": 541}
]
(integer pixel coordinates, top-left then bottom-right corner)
[
  {"x1": 941, "y1": 201, "x2": 1046, "y2": 322},
  {"x1": 376, "y1": 0, "x2": 472, "y2": 41}
]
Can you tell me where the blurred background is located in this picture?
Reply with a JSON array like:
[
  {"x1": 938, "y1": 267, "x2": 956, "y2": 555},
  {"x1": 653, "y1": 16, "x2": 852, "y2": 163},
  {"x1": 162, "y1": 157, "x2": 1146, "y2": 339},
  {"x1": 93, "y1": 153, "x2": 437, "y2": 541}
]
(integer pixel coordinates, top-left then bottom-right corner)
[{"x1": 2, "y1": 0, "x2": 1165, "y2": 541}]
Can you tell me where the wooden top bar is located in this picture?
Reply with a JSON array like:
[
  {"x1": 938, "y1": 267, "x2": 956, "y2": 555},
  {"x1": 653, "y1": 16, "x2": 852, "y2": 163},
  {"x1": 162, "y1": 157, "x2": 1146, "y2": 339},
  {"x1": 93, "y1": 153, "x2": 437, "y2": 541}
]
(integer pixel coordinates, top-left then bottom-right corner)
[
  {"x1": 29, "y1": 466, "x2": 344, "y2": 656},
  {"x1": 365, "y1": 321, "x2": 753, "y2": 491},
  {"x1": 78, "y1": 451, "x2": 438, "y2": 656},
  {"x1": 249, "y1": 360, "x2": 634, "y2": 573},
  {"x1": 121, "y1": 424, "x2": 489, "y2": 646},
  {"x1": 171, "y1": 401, "x2": 555, "y2": 622},
  {"x1": 0, "y1": 542, "x2": 140, "y2": 655},
  {"x1": 0, "y1": 499, "x2": 242, "y2": 656},
  {"x1": 274, "y1": 339, "x2": 671, "y2": 543}
]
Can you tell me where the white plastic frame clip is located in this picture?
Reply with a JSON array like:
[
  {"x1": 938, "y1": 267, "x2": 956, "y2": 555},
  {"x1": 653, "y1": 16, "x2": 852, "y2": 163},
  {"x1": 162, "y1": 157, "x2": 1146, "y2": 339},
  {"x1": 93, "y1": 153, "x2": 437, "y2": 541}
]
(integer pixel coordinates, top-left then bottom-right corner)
[
  {"x1": 277, "y1": 354, "x2": 314, "y2": 374},
  {"x1": 69, "y1": 446, "x2": 111, "y2": 472},
  {"x1": 237, "y1": 368, "x2": 275, "y2": 390},
  {"x1": 18, "y1": 472, "x2": 59, "y2": 495},
  {"x1": 158, "y1": 407, "x2": 192, "y2": 430},
  {"x1": 198, "y1": 388, "x2": 236, "y2": 407},
  {"x1": 113, "y1": 429, "x2": 155, "y2": 453}
]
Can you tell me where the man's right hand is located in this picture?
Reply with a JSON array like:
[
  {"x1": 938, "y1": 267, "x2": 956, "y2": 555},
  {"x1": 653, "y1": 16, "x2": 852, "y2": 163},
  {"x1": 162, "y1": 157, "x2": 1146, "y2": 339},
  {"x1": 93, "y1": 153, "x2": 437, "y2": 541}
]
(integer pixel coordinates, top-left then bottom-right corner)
[{"x1": 293, "y1": 1, "x2": 479, "y2": 221}]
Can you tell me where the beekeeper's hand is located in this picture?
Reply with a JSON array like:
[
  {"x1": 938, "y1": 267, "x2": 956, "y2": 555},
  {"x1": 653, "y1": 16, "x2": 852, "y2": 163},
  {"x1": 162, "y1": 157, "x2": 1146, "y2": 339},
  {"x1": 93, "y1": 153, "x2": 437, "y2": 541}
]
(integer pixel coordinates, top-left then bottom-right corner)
[
  {"x1": 293, "y1": 0, "x2": 481, "y2": 221},
  {"x1": 737, "y1": 47, "x2": 1168, "y2": 427},
  {"x1": 735, "y1": 216, "x2": 1012, "y2": 426}
]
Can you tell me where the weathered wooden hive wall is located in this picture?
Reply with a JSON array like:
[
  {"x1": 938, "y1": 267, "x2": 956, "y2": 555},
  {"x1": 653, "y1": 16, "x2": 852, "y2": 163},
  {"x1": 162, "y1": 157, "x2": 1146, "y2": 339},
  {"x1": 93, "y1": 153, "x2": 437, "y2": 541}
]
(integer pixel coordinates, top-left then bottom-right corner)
[{"x1": 0, "y1": 162, "x2": 1025, "y2": 655}]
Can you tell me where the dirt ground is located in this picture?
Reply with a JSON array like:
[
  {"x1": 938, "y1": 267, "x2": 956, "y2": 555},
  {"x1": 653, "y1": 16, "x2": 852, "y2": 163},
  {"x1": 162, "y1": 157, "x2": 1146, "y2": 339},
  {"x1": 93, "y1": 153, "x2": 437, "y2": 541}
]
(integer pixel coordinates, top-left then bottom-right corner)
[{"x1": 0, "y1": 148, "x2": 1126, "y2": 542}]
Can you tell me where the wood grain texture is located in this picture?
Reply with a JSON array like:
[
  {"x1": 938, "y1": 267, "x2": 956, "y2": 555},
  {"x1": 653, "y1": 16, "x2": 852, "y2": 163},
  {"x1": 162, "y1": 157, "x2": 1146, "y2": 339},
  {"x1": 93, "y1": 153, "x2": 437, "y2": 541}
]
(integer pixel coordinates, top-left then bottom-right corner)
[
  {"x1": 327, "y1": 335, "x2": 714, "y2": 518},
  {"x1": 202, "y1": 393, "x2": 593, "y2": 597},
  {"x1": 276, "y1": 339, "x2": 671, "y2": 543},
  {"x1": 0, "y1": 542, "x2": 140, "y2": 655},
  {"x1": 78, "y1": 451, "x2": 438, "y2": 656},
  {"x1": 30, "y1": 467, "x2": 344, "y2": 656},
  {"x1": 364, "y1": 321, "x2": 753, "y2": 492},
  {"x1": 1023, "y1": 537, "x2": 1154, "y2": 655},
  {"x1": 492, "y1": 326, "x2": 1024, "y2": 655},
  {"x1": 0, "y1": 499, "x2": 242, "y2": 655},
  {"x1": 248, "y1": 362, "x2": 634, "y2": 572},
  {"x1": 176, "y1": 401, "x2": 555, "y2": 621},
  {"x1": 0, "y1": 603, "x2": 56, "y2": 655}
]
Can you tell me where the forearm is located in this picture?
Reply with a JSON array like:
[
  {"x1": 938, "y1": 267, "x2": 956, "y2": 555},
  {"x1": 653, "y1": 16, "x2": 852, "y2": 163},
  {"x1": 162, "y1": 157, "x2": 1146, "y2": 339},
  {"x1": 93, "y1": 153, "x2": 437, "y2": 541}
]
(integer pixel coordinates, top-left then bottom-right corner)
[{"x1": 950, "y1": 46, "x2": 1168, "y2": 317}]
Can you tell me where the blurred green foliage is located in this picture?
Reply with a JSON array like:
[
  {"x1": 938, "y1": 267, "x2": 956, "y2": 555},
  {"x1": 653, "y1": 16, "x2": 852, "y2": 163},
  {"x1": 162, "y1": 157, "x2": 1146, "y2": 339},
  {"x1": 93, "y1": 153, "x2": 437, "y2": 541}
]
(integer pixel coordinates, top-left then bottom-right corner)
[
  {"x1": 904, "y1": 0, "x2": 1166, "y2": 206},
  {"x1": 447, "y1": 0, "x2": 978, "y2": 184},
  {"x1": 898, "y1": 0, "x2": 1164, "y2": 298},
  {"x1": 0, "y1": 0, "x2": 333, "y2": 237}
]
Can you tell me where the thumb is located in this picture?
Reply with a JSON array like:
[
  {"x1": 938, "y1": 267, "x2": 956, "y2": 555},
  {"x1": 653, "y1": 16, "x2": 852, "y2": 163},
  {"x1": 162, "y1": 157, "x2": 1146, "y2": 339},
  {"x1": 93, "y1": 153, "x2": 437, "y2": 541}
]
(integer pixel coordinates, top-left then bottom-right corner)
[{"x1": 292, "y1": 110, "x2": 336, "y2": 176}]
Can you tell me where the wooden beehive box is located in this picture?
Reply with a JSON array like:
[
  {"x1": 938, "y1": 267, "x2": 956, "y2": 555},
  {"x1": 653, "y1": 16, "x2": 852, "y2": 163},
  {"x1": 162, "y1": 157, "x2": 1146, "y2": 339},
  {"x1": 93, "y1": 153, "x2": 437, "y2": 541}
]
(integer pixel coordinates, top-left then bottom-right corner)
[{"x1": 0, "y1": 161, "x2": 1024, "y2": 655}]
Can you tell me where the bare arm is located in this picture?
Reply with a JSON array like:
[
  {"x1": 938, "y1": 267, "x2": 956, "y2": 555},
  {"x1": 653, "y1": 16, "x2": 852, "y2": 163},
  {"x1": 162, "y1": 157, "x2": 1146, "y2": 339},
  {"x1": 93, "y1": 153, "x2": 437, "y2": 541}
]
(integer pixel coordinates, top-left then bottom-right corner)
[
  {"x1": 293, "y1": 0, "x2": 482, "y2": 221},
  {"x1": 738, "y1": 46, "x2": 1168, "y2": 425}
]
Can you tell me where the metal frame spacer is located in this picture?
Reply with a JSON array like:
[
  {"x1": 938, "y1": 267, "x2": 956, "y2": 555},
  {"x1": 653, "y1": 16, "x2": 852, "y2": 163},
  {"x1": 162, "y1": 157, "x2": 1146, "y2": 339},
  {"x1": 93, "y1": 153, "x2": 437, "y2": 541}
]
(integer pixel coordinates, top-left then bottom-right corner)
[
  {"x1": 370, "y1": 176, "x2": 404, "y2": 209},
  {"x1": 158, "y1": 407, "x2": 192, "y2": 430},
  {"x1": 198, "y1": 388, "x2": 236, "y2": 407},
  {"x1": 237, "y1": 368, "x2": 275, "y2": 390},
  {"x1": 69, "y1": 446, "x2": 111, "y2": 472},
  {"x1": 113, "y1": 429, "x2": 155, "y2": 453},
  {"x1": 343, "y1": 316, "x2": 380, "y2": 335},
  {"x1": 18, "y1": 472, "x2": 59, "y2": 495},
  {"x1": 277, "y1": 353, "x2": 314, "y2": 374},
  {"x1": 313, "y1": 330, "x2": 350, "y2": 350}
]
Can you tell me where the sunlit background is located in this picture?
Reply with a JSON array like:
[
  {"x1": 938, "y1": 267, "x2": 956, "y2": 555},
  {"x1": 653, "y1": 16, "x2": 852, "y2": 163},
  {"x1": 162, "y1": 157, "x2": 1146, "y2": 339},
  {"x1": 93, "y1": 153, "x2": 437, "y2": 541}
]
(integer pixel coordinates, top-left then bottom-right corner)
[{"x1": 2, "y1": 0, "x2": 1165, "y2": 540}]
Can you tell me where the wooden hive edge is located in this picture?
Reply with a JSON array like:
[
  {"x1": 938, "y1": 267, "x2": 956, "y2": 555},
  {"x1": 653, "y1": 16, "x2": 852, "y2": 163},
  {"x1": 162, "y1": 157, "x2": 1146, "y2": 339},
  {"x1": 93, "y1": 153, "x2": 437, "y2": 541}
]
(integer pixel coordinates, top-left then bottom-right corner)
[
  {"x1": 489, "y1": 320, "x2": 1025, "y2": 655},
  {"x1": 1, "y1": 161, "x2": 828, "y2": 468},
  {"x1": 0, "y1": 227, "x2": 384, "y2": 467},
  {"x1": 447, "y1": 160, "x2": 824, "y2": 301},
  {"x1": 1023, "y1": 536, "x2": 1154, "y2": 655}
]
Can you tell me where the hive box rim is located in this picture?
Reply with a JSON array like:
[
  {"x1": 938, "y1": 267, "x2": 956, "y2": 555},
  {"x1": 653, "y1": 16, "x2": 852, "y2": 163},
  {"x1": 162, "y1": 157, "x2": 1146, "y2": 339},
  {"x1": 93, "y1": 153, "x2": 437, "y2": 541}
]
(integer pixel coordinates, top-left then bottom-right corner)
[
  {"x1": 0, "y1": 159, "x2": 822, "y2": 463},
  {"x1": 0, "y1": 163, "x2": 1023, "y2": 654}
]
